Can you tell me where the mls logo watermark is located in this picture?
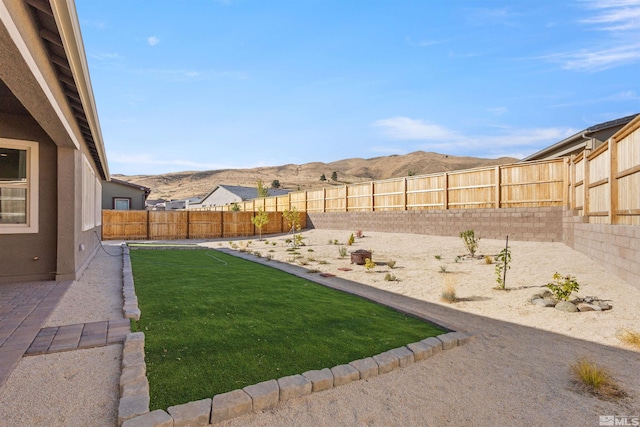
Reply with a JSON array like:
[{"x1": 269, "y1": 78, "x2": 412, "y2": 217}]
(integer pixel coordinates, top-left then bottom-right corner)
[{"x1": 600, "y1": 415, "x2": 640, "y2": 426}]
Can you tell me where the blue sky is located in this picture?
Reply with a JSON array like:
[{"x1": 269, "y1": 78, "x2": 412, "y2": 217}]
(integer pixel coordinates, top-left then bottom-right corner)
[{"x1": 76, "y1": 0, "x2": 640, "y2": 176}]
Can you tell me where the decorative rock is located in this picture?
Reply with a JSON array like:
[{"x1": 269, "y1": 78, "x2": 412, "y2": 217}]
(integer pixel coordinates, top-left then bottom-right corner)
[
  {"x1": 124, "y1": 333, "x2": 145, "y2": 352},
  {"x1": 373, "y1": 351, "x2": 399, "y2": 374},
  {"x1": 542, "y1": 290, "x2": 554, "y2": 299},
  {"x1": 555, "y1": 301, "x2": 579, "y2": 312},
  {"x1": 168, "y1": 397, "x2": 211, "y2": 427},
  {"x1": 122, "y1": 350, "x2": 145, "y2": 369},
  {"x1": 388, "y1": 347, "x2": 415, "y2": 367},
  {"x1": 597, "y1": 301, "x2": 612, "y2": 310},
  {"x1": 420, "y1": 337, "x2": 443, "y2": 354},
  {"x1": 211, "y1": 390, "x2": 252, "y2": 424},
  {"x1": 120, "y1": 364, "x2": 147, "y2": 392},
  {"x1": 243, "y1": 380, "x2": 279, "y2": 411},
  {"x1": 277, "y1": 375, "x2": 312, "y2": 402},
  {"x1": 122, "y1": 376, "x2": 149, "y2": 398},
  {"x1": 406, "y1": 341, "x2": 434, "y2": 361},
  {"x1": 436, "y1": 332, "x2": 459, "y2": 350},
  {"x1": 531, "y1": 298, "x2": 556, "y2": 308},
  {"x1": 301, "y1": 369, "x2": 334, "y2": 392},
  {"x1": 577, "y1": 303, "x2": 601, "y2": 312},
  {"x1": 331, "y1": 364, "x2": 360, "y2": 386},
  {"x1": 349, "y1": 357, "x2": 379, "y2": 379},
  {"x1": 118, "y1": 395, "x2": 150, "y2": 425},
  {"x1": 121, "y1": 410, "x2": 173, "y2": 427}
]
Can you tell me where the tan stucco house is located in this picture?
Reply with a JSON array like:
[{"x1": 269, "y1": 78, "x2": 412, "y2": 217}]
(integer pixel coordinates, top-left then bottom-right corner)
[
  {"x1": 102, "y1": 178, "x2": 150, "y2": 210},
  {"x1": 0, "y1": 0, "x2": 109, "y2": 283}
]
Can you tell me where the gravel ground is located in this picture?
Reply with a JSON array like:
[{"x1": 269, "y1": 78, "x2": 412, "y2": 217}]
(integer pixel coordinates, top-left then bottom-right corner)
[{"x1": 0, "y1": 244, "x2": 124, "y2": 427}]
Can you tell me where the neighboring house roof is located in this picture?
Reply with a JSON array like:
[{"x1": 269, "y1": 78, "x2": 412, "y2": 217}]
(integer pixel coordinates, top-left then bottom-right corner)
[
  {"x1": 521, "y1": 114, "x2": 639, "y2": 162},
  {"x1": 200, "y1": 185, "x2": 291, "y2": 204},
  {"x1": 108, "y1": 178, "x2": 151, "y2": 198}
]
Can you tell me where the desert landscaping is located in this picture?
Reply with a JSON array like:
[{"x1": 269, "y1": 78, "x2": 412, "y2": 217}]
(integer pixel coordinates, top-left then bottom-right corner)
[{"x1": 0, "y1": 229, "x2": 639, "y2": 426}]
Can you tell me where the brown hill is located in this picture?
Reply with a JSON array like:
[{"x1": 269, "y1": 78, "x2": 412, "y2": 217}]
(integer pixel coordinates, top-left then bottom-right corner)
[{"x1": 115, "y1": 151, "x2": 518, "y2": 200}]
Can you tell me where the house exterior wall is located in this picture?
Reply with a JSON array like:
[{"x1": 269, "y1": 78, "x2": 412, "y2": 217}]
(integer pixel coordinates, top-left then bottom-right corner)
[
  {"x1": 201, "y1": 187, "x2": 241, "y2": 207},
  {"x1": 0, "y1": 113, "x2": 58, "y2": 283},
  {"x1": 306, "y1": 207, "x2": 565, "y2": 242},
  {"x1": 102, "y1": 181, "x2": 147, "y2": 210},
  {"x1": 0, "y1": 0, "x2": 106, "y2": 283}
]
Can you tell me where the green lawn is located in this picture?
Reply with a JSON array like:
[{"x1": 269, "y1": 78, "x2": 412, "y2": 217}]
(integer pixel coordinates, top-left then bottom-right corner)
[{"x1": 129, "y1": 249, "x2": 445, "y2": 409}]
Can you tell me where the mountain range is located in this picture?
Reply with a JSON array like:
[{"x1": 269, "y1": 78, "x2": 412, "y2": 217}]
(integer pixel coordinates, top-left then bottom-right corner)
[{"x1": 113, "y1": 151, "x2": 519, "y2": 201}]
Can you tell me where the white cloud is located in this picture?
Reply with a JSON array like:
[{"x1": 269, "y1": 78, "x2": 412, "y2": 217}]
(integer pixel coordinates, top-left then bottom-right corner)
[
  {"x1": 371, "y1": 117, "x2": 461, "y2": 141},
  {"x1": 109, "y1": 153, "x2": 240, "y2": 171},
  {"x1": 541, "y1": 0, "x2": 640, "y2": 71},
  {"x1": 371, "y1": 116, "x2": 576, "y2": 158},
  {"x1": 147, "y1": 36, "x2": 160, "y2": 46},
  {"x1": 487, "y1": 107, "x2": 508, "y2": 116}
]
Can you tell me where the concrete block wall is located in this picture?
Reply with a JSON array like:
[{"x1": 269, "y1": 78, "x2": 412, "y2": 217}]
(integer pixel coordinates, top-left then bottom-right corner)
[
  {"x1": 306, "y1": 206, "x2": 565, "y2": 242},
  {"x1": 563, "y1": 211, "x2": 640, "y2": 288}
]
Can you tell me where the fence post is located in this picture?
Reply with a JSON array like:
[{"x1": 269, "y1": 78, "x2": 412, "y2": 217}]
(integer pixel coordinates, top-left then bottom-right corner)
[
  {"x1": 495, "y1": 166, "x2": 501, "y2": 209},
  {"x1": 323, "y1": 188, "x2": 326, "y2": 213},
  {"x1": 146, "y1": 211, "x2": 150, "y2": 240},
  {"x1": 186, "y1": 210, "x2": 190, "y2": 239},
  {"x1": 370, "y1": 181, "x2": 375, "y2": 211},
  {"x1": 583, "y1": 150, "x2": 591, "y2": 219},
  {"x1": 443, "y1": 173, "x2": 449, "y2": 210},
  {"x1": 609, "y1": 138, "x2": 618, "y2": 225},
  {"x1": 344, "y1": 185, "x2": 348, "y2": 212},
  {"x1": 402, "y1": 177, "x2": 407, "y2": 211}
]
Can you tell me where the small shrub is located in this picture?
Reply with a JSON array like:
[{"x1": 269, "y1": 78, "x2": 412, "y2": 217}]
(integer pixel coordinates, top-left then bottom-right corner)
[
  {"x1": 570, "y1": 357, "x2": 626, "y2": 399},
  {"x1": 338, "y1": 246, "x2": 347, "y2": 258},
  {"x1": 460, "y1": 230, "x2": 480, "y2": 257},
  {"x1": 347, "y1": 233, "x2": 355, "y2": 246},
  {"x1": 441, "y1": 276, "x2": 457, "y2": 303},
  {"x1": 434, "y1": 254, "x2": 442, "y2": 260},
  {"x1": 384, "y1": 273, "x2": 397, "y2": 281},
  {"x1": 307, "y1": 249, "x2": 314, "y2": 252},
  {"x1": 616, "y1": 329, "x2": 640, "y2": 349},
  {"x1": 307, "y1": 256, "x2": 316, "y2": 263},
  {"x1": 328, "y1": 239, "x2": 334, "y2": 245},
  {"x1": 298, "y1": 259, "x2": 309, "y2": 266},
  {"x1": 454, "y1": 256, "x2": 460, "y2": 263},
  {"x1": 318, "y1": 260, "x2": 329, "y2": 265},
  {"x1": 334, "y1": 239, "x2": 339, "y2": 245},
  {"x1": 484, "y1": 255, "x2": 493, "y2": 264},
  {"x1": 439, "y1": 264, "x2": 448, "y2": 273},
  {"x1": 264, "y1": 241, "x2": 270, "y2": 245},
  {"x1": 271, "y1": 242, "x2": 277, "y2": 246},
  {"x1": 387, "y1": 260, "x2": 396, "y2": 269},
  {"x1": 268, "y1": 249, "x2": 275, "y2": 253},
  {"x1": 307, "y1": 268, "x2": 320, "y2": 273},
  {"x1": 364, "y1": 258, "x2": 376, "y2": 271},
  {"x1": 546, "y1": 273, "x2": 579, "y2": 301},
  {"x1": 286, "y1": 248, "x2": 295, "y2": 252},
  {"x1": 230, "y1": 243, "x2": 238, "y2": 249},
  {"x1": 264, "y1": 254, "x2": 273, "y2": 261},
  {"x1": 494, "y1": 245, "x2": 511, "y2": 290},
  {"x1": 253, "y1": 251, "x2": 262, "y2": 258}
]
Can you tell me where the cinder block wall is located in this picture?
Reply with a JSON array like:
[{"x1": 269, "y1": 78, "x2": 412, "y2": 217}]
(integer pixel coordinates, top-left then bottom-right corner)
[
  {"x1": 306, "y1": 206, "x2": 564, "y2": 242},
  {"x1": 563, "y1": 211, "x2": 640, "y2": 287}
]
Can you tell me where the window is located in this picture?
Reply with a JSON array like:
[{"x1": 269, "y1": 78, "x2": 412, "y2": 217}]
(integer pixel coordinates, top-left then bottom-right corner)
[
  {"x1": 0, "y1": 139, "x2": 38, "y2": 234},
  {"x1": 82, "y1": 154, "x2": 97, "y2": 231},
  {"x1": 114, "y1": 198, "x2": 130, "y2": 210}
]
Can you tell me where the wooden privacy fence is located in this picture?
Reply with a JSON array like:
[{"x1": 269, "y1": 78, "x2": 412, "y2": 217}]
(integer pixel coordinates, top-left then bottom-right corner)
[
  {"x1": 194, "y1": 159, "x2": 568, "y2": 213},
  {"x1": 569, "y1": 116, "x2": 640, "y2": 225},
  {"x1": 102, "y1": 210, "x2": 307, "y2": 240}
]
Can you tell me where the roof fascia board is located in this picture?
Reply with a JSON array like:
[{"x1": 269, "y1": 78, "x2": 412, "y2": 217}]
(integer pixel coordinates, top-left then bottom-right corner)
[
  {"x1": 51, "y1": 0, "x2": 109, "y2": 179},
  {"x1": 0, "y1": 0, "x2": 80, "y2": 150}
]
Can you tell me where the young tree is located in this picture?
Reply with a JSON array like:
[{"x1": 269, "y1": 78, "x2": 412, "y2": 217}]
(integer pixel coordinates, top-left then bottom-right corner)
[
  {"x1": 320, "y1": 173, "x2": 327, "y2": 181},
  {"x1": 271, "y1": 179, "x2": 281, "y2": 189},
  {"x1": 331, "y1": 171, "x2": 338, "y2": 181},
  {"x1": 251, "y1": 208, "x2": 270, "y2": 241},
  {"x1": 256, "y1": 179, "x2": 269, "y2": 198}
]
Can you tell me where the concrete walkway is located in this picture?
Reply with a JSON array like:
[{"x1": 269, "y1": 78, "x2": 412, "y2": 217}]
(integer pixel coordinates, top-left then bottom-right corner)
[{"x1": 0, "y1": 280, "x2": 71, "y2": 387}]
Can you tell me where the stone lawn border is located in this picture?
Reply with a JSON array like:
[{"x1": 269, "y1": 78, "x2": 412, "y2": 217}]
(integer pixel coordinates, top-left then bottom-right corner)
[{"x1": 117, "y1": 245, "x2": 476, "y2": 427}]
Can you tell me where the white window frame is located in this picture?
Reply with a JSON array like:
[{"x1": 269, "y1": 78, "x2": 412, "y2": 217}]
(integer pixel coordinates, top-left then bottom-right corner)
[
  {"x1": 81, "y1": 154, "x2": 96, "y2": 231},
  {"x1": 95, "y1": 177, "x2": 102, "y2": 226},
  {"x1": 0, "y1": 138, "x2": 39, "y2": 234},
  {"x1": 114, "y1": 198, "x2": 130, "y2": 210}
]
